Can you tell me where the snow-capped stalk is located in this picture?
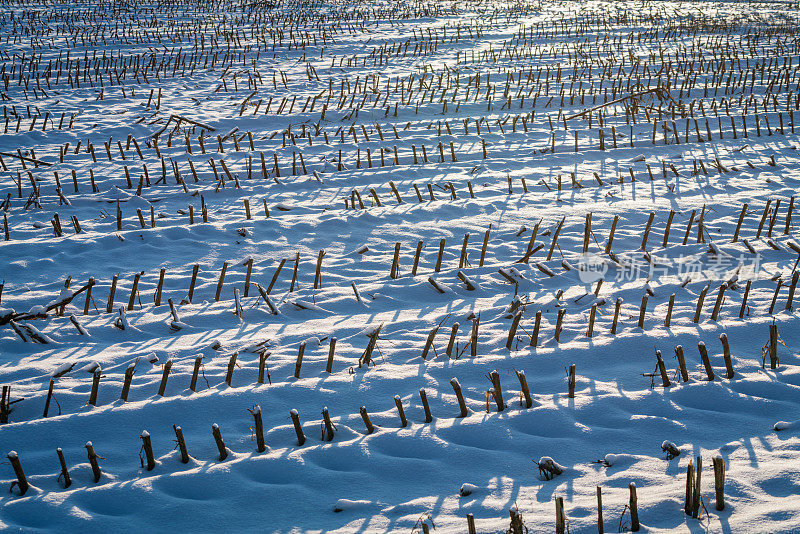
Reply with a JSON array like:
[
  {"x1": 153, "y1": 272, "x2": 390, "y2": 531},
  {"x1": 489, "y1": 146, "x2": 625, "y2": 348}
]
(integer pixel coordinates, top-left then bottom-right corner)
[
  {"x1": 710, "y1": 284, "x2": 726, "y2": 321},
  {"x1": 567, "y1": 364, "x2": 576, "y2": 398},
  {"x1": 249, "y1": 405, "x2": 266, "y2": 453},
  {"x1": 394, "y1": 396, "x2": 407, "y2": 428},
  {"x1": 554, "y1": 308, "x2": 565, "y2": 342},
  {"x1": 530, "y1": 311, "x2": 542, "y2": 347},
  {"x1": 692, "y1": 456, "x2": 703, "y2": 518},
  {"x1": 70, "y1": 315, "x2": 89, "y2": 335},
  {"x1": 509, "y1": 508, "x2": 524, "y2": 533},
  {"x1": 187, "y1": 265, "x2": 199, "y2": 303},
  {"x1": 555, "y1": 496, "x2": 566, "y2": 534},
  {"x1": 661, "y1": 441, "x2": 681, "y2": 460},
  {"x1": 692, "y1": 284, "x2": 710, "y2": 323},
  {"x1": 596, "y1": 487, "x2": 604, "y2": 534},
  {"x1": 189, "y1": 356, "x2": 203, "y2": 392},
  {"x1": 127, "y1": 272, "x2": 141, "y2": 311},
  {"x1": 713, "y1": 456, "x2": 726, "y2": 511},
  {"x1": 154, "y1": 270, "x2": 165, "y2": 306},
  {"x1": 350, "y1": 281, "x2": 363, "y2": 303},
  {"x1": 321, "y1": 407, "x2": 335, "y2": 441},
  {"x1": 698, "y1": 342, "x2": 715, "y2": 381},
  {"x1": 539, "y1": 457, "x2": 564, "y2": 480},
  {"x1": 168, "y1": 297, "x2": 181, "y2": 323},
  {"x1": 457, "y1": 271, "x2": 476, "y2": 290},
  {"x1": 157, "y1": 359, "x2": 172, "y2": 396},
  {"x1": 173, "y1": 425, "x2": 190, "y2": 463},
  {"x1": 389, "y1": 242, "x2": 400, "y2": 279},
  {"x1": 412, "y1": 240, "x2": 424, "y2": 276},
  {"x1": 43, "y1": 378, "x2": 55, "y2": 418},
  {"x1": 587, "y1": 304, "x2": 597, "y2": 338},
  {"x1": 675, "y1": 345, "x2": 689, "y2": 382},
  {"x1": 786, "y1": 271, "x2": 799, "y2": 311},
  {"x1": 479, "y1": 227, "x2": 491, "y2": 267},
  {"x1": 293, "y1": 342, "x2": 306, "y2": 379},
  {"x1": 515, "y1": 370, "x2": 533, "y2": 408},
  {"x1": 140, "y1": 431, "x2": 156, "y2": 471},
  {"x1": 445, "y1": 323, "x2": 459, "y2": 357},
  {"x1": 57, "y1": 448, "x2": 71, "y2": 488},
  {"x1": 450, "y1": 378, "x2": 468, "y2": 418},
  {"x1": 120, "y1": 364, "x2": 135, "y2": 401},
  {"x1": 419, "y1": 389, "x2": 433, "y2": 423},
  {"x1": 629, "y1": 483, "x2": 640, "y2": 531},
  {"x1": 234, "y1": 287, "x2": 243, "y2": 319},
  {"x1": 7, "y1": 451, "x2": 28, "y2": 495},
  {"x1": 768, "y1": 323, "x2": 779, "y2": 369},
  {"x1": 88, "y1": 368, "x2": 101, "y2": 406},
  {"x1": 458, "y1": 233, "x2": 469, "y2": 268},
  {"x1": 359, "y1": 406, "x2": 374, "y2": 434},
  {"x1": 225, "y1": 353, "x2": 237, "y2": 386},
  {"x1": 506, "y1": 313, "x2": 521, "y2": 350},
  {"x1": 258, "y1": 352, "x2": 270, "y2": 384},
  {"x1": 719, "y1": 334, "x2": 735, "y2": 379},
  {"x1": 256, "y1": 284, "x2": 279, "y2": 315},
  {"x1": 428, "y1": 276, "x2": 445, "y2": 294},
  {"x1": 470, "y1": 316, "x2": 479, "y2": 357},
  {"x1": 325, "y1": 338, "x2": 336, "y2": 373},
  {"x1": 290, "y1": 409, "x2": 305, "y2": 446},
  {"x1": 211, "y1": 423, "x2": 228, "y2": 461},
  {"x1": 610, "y1": 297, "x2": 622, "y2": 334},
  {"x1": 663, "y1": 210, "x2": 675, "y2": 247},
  {"x1": 656, "y1": 350, "x2": 671, "y2": 387},
  {"x1": 359, "y1": 324, "x2": 382, "y2": 367},
  {"x1": 685, "y1": 459, "x2": 695, "y2": 515},
  {"x1": 85, "y1": 442, "x2": 102, "y2": 482},
  {"x1": 0, "y1": 386, "x2": 9, "y2": 423},
  {"x1": 214, "y1": 262, "x2": 228, "y2": 302},
  {"x1": 665, "y1": 294, "x2": 675, "y2": 327},
  {"x1": 420, "y1": 325, "x2": 439, "y2": 360},
  {"x1": 637, "y1": 295, "x2": 648, "y2": 328},
  {"x1": 489, "y1": 370, "x2": 504, "y2": 411},
  {"x1": 114, "y1": 307, "x2": 130, "y2": 330},
  {"x1": 313, "y1": 250, "x2": 325, "y2": 289},
  {"x1": 434, "y1": 238, "x2": 445, "y2": 272},
  {"x1": 466, "y1": 514, "x2": 477, "y2": 534}
]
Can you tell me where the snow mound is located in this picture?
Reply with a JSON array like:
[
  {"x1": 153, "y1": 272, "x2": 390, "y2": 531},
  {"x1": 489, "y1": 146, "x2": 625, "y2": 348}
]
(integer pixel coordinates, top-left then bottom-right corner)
[
  {"x1": 332, "y1": 499, "x2": 376, "y2": 513},
  {"x1": 459, "y1": 483, "x2": 480, "y2": 496},
  {"x1": 774, "y1": 420, "x2": 798, "y2": 431}
]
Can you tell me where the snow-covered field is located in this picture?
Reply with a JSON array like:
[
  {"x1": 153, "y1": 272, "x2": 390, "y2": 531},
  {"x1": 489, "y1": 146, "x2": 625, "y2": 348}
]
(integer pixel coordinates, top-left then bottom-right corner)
[{"x1": 1, "y1": 0, "x2": 800, "y2": 531}]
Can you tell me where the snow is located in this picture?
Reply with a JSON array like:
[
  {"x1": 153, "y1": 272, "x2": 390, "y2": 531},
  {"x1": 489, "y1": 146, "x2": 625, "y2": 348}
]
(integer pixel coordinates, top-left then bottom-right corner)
[
  {"x1": 289, "y1": 299, "x2": 330, "y2": 312},
  {"x1": 538, "y1": 456, "x2": 566, "y2": 475},
  {"x1": 355, "y1": 324, "x2": 382, "y2": 337},
  {"x1": 774, "y1": 420, "x2": 798, "y2": 431},
  {"x1": 24, "y1": 324, "x2": 56, "y2": 344},
  {"x1": 332, "y1": 499, "x2": 376, "y2": 513},
  {"x1": 80, "y1": 362, "x2": 100, "y2": 373},
  {"x1": 0, "y1": 0, "x2": 799, "y2": 531},
  {"x1": 459, "y1": 483, "x2": 479, "y2": 497},
  {"x1": 49, "y1": 363, "x2": 74, "y2": 378}
]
